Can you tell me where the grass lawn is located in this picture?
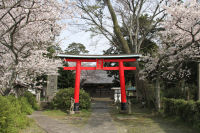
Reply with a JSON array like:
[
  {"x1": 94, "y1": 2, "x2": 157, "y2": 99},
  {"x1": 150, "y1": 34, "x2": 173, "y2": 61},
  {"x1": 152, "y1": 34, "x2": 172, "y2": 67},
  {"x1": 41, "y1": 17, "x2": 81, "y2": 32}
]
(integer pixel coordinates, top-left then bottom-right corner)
[
  {"x1": 19, "y1": 119, "x2": 46, "y2": 133},
  {"x1": 42, "y1": 109, "x2": 67, "y2": 119},
  {"x1": 110, "y1": 104, "x2": 200, "y2": 133},
  {"x1": 42, "y1": 109, "x2": 91, "y2": 127}
]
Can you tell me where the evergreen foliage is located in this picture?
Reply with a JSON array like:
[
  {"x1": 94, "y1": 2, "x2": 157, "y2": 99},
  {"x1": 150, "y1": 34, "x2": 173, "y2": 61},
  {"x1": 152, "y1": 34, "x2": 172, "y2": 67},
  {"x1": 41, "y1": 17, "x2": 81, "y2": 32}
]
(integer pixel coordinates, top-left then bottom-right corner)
[
  {"x1": 7, "y1": 96, "x2": 33, "y2": 115},
  {"x1": 23, "y1": 92, "x2": 39, "y2": 110},
  {"x1": 58, "y1": 63, "x2": 75, "y2": 89},
  {"x1": 64, "y1": 42, "x2": 89, "y2": 55},
  {"x1": 163, "y1": 84, "x2": 198, "y2": 100},
  {"x1": 163, "y1": 98, "x2": 200, "y2": 128},
  {"x1": 0, "y1": 96, "x2": 32, "y2": 133},
  {"x1": 58, "y1": 42, "x2": 89, "y2": 89},
  {"x1": 51, "y1": 88, "x2": 91, "y2": 110}
]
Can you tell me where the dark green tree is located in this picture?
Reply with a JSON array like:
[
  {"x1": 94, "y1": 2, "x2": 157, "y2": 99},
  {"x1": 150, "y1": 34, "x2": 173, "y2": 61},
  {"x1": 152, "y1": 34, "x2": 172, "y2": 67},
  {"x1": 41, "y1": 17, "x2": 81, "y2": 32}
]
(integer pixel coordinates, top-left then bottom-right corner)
[
  {"x1": 58, "y1": 62, "x2": 75, "y2": 89},
  {"x1": 58, "y1": 43, "x2": 89, "y2": 89},
  {"x1": 65, "y1": 42, "x2": 89, "y2": 55}
]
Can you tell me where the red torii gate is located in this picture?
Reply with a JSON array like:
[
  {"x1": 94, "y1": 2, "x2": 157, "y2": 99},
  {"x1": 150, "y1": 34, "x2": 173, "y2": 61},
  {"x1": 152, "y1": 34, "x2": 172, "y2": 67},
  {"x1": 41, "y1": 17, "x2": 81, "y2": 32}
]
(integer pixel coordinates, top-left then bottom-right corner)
[{"x1": 57, "y1": 54, "x2": 141, "y2": 111}]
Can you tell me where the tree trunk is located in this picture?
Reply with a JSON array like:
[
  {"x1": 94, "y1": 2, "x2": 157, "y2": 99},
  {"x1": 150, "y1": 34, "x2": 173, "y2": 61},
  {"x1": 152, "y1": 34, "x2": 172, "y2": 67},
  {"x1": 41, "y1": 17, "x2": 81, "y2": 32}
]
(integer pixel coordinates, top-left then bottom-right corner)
[
  {"x1": 4, "y1": 65, "x2": 18, "y2": 96},
  {"x1": 180, "y1": 79, "x2": 185, "y2": 92},
  {"x1": 105, "y1": 0, "x2": 131, "y2": 54},
  {"x1": 198, "y1": 62, "x2": 200, "y2": 101},
  {"x1": 186, "y1": 86, "x2": 190, "y2": 100},
  {"x1": 0, "y1": 89, "x2": 4, "y2": 96},
  {"x1": 155, "y1": 76, "x2": 161, "y2": 111}
]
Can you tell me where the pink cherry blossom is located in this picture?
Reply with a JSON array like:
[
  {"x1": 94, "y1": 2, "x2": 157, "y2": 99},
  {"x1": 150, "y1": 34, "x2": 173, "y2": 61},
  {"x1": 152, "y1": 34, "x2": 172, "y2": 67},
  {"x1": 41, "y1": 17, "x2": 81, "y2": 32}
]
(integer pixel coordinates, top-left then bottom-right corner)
[
  {"x1": 142, "y1": 0, "x2": 200, "y2": 80},
  {"x1": 0, "y1": 0, "x2": 73, "y2": 95}
]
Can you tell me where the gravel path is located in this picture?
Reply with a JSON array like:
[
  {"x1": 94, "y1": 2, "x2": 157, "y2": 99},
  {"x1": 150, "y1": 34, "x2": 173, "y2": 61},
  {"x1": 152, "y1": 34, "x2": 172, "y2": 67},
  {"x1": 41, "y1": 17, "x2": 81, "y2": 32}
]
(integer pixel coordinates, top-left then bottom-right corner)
[
  {"x1": 30, "y1": 98, "x2": 117, "y2": 133},
  {"x1": 84, "y1": 99, "x2": 117, "y2": 133},
  {"x1": 30, "y1": 111, "x2": 80, "y2": 133}
]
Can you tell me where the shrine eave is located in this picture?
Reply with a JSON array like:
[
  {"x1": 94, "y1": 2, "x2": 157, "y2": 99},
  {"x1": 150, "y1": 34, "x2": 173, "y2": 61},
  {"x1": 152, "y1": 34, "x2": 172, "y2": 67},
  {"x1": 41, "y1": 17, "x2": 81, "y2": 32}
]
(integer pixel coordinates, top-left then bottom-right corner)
[{"x1": 57, "y1": 54, "x2": 142, "y2": 59}]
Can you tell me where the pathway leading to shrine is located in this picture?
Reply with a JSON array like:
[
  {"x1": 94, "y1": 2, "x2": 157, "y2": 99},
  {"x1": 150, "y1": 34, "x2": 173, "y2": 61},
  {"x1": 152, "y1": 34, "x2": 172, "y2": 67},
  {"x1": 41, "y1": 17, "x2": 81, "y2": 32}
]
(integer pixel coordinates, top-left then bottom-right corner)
[
  {"x1": 30, "y1": 98, "x2": 117, "y2": 133},
  {"x1": 30, "y1": 98, "x2": 199, "y2": 133},
  {"x1": 84, "y1": 98, "x2": 117, "y2": 133}
]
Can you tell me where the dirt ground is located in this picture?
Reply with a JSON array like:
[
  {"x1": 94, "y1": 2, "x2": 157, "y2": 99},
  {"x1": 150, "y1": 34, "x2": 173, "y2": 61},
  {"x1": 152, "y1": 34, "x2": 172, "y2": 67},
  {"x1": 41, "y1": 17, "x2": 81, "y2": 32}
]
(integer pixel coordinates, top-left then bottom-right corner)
[{"x1": 29, "y1": 98, "x2": 199, "y2": 133}]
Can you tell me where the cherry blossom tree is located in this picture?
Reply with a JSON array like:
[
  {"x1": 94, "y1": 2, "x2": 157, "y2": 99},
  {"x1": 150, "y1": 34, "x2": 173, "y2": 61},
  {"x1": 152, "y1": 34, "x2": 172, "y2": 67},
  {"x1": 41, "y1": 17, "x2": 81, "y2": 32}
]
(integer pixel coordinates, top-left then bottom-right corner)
[
  {"x1": 0, "y1": 0, "x2": 73, "y2": 95},
  {"x1": 141, "y1": 0, "x2": 200, "y2": 109},
  {"x1": 0, "y1": 50, "x2": 62, "y2": 95}
]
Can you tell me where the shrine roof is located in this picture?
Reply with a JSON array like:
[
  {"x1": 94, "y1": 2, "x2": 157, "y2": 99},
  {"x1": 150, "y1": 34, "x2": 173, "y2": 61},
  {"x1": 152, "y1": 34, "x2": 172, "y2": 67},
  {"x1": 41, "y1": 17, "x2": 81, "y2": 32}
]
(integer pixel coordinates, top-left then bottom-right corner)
[
  {"x1": 81, "y1": 70, "x2": 114, "y2": 84},
  {"x1": 57, "y1": 54, "x2": 141, "y2": 59}
]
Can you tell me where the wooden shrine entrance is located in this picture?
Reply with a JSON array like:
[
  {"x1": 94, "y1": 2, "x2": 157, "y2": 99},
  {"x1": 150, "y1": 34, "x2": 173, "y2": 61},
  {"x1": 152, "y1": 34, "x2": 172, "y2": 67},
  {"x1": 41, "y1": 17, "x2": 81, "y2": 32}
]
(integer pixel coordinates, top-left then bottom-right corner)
[{"x1": 57, "y1": 54, "x2": 141, "y2": 111}]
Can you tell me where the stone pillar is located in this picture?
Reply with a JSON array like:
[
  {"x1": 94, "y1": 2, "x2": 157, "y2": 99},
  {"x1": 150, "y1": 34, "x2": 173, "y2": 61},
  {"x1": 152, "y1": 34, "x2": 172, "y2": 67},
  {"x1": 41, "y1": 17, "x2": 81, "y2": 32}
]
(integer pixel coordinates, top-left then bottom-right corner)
[
  {"x1": 46, "y1": 75, "x2": 58, "y2": 102},
  {"x1": 128, "y1": 98, "x2": 132, "y2": 114},
  {"x1": 156, "y1": 77, "x2": 161, "y2": 111},
  {"x1": 36, "y1": 90, "x2": 41, "y2": 103}
]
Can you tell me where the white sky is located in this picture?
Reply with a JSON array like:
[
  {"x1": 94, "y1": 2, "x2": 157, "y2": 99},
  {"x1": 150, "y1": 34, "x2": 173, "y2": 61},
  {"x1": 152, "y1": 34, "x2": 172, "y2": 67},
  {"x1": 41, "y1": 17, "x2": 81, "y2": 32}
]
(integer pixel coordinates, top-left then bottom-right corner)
[
  {"x1": 57, "y1": 22, "x2": 110, "y2": 55},
  {"x1": 56, "y1": 0, "x2": 111, "y2": 55}
]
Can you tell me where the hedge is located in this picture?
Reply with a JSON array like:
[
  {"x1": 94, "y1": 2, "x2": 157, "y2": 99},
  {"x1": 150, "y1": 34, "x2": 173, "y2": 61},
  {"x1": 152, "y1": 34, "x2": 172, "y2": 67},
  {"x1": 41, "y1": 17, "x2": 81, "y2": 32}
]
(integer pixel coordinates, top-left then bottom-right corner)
[
  {"x1": 51, "y1": 88, "x2": 91, "y2": 110},
  {"x1": 23, "y1": 91, "x2": 39, "y2": 110},
  {"x1": 7, "y1": 96, "x2": 33, "y2": 115},
  {"x1": 0, "y1": 96, "x2": 32, "y2": 133},
  {"x1": 163, "y1": 98, "x2": 200, "y2": 128}
]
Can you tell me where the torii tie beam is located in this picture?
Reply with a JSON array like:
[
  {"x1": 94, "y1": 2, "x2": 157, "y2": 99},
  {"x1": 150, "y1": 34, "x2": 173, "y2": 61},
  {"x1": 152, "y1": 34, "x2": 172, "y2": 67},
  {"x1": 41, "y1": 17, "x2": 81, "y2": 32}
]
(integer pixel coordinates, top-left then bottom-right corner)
[{"x1": 57, "y1": 54, "x2": 141, "y2": 111}]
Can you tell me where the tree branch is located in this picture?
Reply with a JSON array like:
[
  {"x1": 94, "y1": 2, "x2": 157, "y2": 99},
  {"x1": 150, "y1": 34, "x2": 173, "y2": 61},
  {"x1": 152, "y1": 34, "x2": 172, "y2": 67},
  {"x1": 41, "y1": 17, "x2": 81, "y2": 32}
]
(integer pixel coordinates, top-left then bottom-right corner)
[{"x1": 0, "y1": 16, "x2": 25, "y2": 38}]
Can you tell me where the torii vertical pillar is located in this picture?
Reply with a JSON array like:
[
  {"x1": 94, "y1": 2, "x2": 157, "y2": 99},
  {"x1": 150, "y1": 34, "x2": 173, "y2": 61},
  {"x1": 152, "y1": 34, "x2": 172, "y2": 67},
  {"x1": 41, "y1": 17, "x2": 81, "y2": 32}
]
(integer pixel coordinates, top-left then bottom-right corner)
[
  {"x1": 119, "y1": 61, "x2": 127, "y2": 110},
  {"x1": 74, "y1": 61, "x2": 81, "y2": 111}
]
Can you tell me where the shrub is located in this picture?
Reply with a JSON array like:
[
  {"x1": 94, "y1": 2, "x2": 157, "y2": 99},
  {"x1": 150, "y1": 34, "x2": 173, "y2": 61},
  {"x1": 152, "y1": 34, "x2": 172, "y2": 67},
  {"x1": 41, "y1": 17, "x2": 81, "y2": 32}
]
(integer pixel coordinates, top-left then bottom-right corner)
[
  {"x1": 163, "y1": 98, "x2": 200, "y2": 128},
  {"x1": 51, "y1": 88, "x2": 91, "y2": 110},
  {"x1": 163, "y1": 84, "x2": 198, "y2": 100},
  {"x1": 7, "y1": 96, "x2": 33, "y2": 115},
  {"x1": 19, "y1": 97, "x2": 34, "y2": 115},
  {"x1": 195, "y1": 101, "x2": 200, "y2": 128},
  {"x1": 23, "y1": 91, "x2": 39, "y2": 110},
  {"x1": 0, "y1": 96, "x2": 30, "y2": 133},
  {"x1": 163, "y1": 87, "x2": 185, "y2": 99}
]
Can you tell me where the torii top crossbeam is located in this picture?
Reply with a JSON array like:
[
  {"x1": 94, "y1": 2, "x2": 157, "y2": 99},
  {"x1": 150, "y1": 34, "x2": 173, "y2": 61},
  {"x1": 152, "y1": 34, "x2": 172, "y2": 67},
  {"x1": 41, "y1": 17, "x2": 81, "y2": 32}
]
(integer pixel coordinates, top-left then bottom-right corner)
[
  {"x1": 58, "y1": 54, "x2": 141, "y2": 70},
  {"x1": 57, "y1": 54, "x2": 141, "y2": 111},
  {"x1": 57, "y1": 54, "x2": 141, "y2": 59}
]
